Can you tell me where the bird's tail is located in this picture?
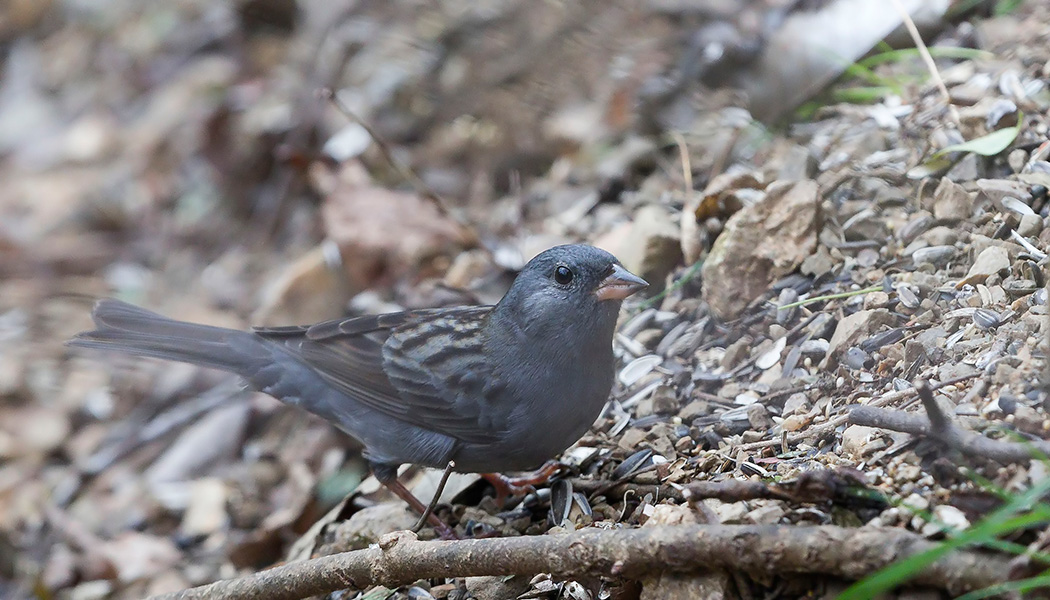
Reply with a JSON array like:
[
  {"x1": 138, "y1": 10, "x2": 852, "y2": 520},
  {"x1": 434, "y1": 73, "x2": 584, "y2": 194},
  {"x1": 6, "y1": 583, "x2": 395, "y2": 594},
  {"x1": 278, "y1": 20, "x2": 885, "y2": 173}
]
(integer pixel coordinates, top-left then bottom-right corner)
[{"x1": 68, "y1": 299, "x2": 271, "y2": 376}]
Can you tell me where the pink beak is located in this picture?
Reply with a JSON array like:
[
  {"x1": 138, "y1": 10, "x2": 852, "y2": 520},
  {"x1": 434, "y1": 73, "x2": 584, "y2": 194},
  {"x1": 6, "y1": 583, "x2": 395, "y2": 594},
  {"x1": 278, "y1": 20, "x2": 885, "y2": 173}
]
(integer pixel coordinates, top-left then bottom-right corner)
[{"x1": 595, "y1": 264, "x2": 648, "y2": 301}]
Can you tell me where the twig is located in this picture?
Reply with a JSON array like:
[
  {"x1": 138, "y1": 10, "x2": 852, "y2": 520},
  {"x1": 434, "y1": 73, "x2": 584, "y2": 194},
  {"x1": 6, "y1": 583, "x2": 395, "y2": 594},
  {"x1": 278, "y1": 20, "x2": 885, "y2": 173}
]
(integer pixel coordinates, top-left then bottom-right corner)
[
  {"x1": 671, "y1": 131, "x2": 693, "y2": 197},
  {"x1": 777, "y1": 285, "x2": 881, "y2": 310},
  {"x1": 149, "y1": 525, "x2": 1010, "y2": 600},
  {"x1": 569, "y1": 468, "x2": 881, "y2": 511},
  {"x1": 413, "y1": 460, "x2": 455, "y2": 533},
  {"x1": 848, "y1": 381, "x2": 1050, "y2": 464},
  {"x1": 734, "y1": 373, "x2": 982, "y2": 454},
  {"x1": 888, "y1": 0, "x2": 960, "y2": 125}
]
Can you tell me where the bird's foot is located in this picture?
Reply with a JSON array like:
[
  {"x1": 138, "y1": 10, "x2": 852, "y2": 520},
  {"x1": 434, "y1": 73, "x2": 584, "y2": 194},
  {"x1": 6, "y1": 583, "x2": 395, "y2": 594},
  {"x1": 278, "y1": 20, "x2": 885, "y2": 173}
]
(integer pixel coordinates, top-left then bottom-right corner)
[{"x1": 482, "y1": 460, "x2": 565, "y2": 507}]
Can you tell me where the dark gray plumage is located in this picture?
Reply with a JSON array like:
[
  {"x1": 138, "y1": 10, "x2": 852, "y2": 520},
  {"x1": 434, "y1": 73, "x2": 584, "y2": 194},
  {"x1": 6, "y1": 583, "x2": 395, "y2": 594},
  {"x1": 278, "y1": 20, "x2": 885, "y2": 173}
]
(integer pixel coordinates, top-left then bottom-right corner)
[{"x1": 69, "y1": 244, "x2": 647, "y2": 509}]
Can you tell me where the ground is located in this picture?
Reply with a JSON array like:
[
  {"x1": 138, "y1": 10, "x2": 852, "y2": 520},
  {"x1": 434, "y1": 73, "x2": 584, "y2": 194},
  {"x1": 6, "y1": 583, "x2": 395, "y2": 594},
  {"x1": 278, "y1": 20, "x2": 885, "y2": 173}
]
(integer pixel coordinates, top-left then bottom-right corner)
[{"x1": 1, "y1": 1, "x2": 1049, "y2": 598}]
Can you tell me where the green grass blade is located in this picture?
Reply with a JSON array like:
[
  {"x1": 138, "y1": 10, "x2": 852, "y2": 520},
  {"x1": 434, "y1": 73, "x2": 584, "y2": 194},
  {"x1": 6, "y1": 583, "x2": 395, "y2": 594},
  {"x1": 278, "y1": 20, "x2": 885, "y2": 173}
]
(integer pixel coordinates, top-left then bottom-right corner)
[
  {"x1": 839, "y1": 467, "x2": 1050, "y2": 599},
  {"x1": 955, "y1": 571, "x2": 1050, "y2": 600}
]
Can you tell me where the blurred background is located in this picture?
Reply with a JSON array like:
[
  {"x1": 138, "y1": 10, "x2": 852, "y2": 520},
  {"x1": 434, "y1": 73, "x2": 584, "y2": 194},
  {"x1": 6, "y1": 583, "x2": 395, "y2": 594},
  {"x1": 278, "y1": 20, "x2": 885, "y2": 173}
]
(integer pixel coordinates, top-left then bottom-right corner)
[{"x1": 1, "y1": 0, "x2": 1047, "y2": 598}]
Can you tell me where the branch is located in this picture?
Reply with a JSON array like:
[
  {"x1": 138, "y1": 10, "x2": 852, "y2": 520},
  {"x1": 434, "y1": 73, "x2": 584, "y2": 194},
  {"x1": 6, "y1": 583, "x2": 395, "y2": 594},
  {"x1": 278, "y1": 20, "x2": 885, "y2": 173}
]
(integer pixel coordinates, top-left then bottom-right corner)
[
  {"x1": 849, "y1": 405, "x2": 1050, "y2": 464},
  {"x1": 734, "y1": 373, "x2": 981, "y2": 454},
  {"x1": 150, "y1": 524, "x2": 1010, "y2": 600}
]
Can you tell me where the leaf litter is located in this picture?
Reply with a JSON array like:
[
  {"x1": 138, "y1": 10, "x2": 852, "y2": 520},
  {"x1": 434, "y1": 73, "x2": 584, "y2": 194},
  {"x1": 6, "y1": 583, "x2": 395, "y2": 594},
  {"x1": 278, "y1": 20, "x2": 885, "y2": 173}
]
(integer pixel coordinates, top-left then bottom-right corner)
[{"x1": 2, "y1": 1, "x2": 1050, "y2": 599}]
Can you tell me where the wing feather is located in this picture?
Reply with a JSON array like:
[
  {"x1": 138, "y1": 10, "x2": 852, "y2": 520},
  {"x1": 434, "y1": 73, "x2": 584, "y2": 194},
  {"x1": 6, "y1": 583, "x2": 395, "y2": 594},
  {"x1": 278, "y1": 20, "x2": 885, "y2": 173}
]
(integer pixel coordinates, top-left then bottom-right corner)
[{"x1": 253, "y1": 307, "x2": 505, "y2": 444}]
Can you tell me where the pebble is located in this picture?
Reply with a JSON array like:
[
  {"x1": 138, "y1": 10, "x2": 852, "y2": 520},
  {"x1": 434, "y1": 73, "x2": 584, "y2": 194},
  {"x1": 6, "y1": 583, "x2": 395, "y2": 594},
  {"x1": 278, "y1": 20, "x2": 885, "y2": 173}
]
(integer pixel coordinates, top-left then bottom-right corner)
[
  {"x1": 841, "y1": 425, "x2": 879, "y2": 459},
  {"x1": 1011, "y1": 405, "x2": 1044, "y2": 435},
  {"x1": 651, "y1": 385, "x2": 679, "y2": 415},
  {"x1": 746, "y1": 404, "x2": 774, "y2": 431},
  {"x1": 679, "y1": 400, "x2": 710, "y2": 421},
  {"x1": 1017, "y1": 213, "x2": 1043, "y2": 237},
  {"x1": 618, "y1": 428, "x2": 647, "y2": 451},
  {"x1": 782, "y1": 393, "x2": 809, "y2": 416},
  {"x1": 912, "y1": 245, "x2": 956, "y2": 267},
  {"x1": 900, "y1": 493, "x2": 929, "y2": 512},
  {"x1": 746, "y1": 502, "x2": 786, "y2": 525},
  {"x1": 931, "y1": 177, "x2": 974, "y2": 220},
  {"x1": 920, "y1": 225, "x2": 960, "y2": 246},
  {"x1": 1009, "y1": 148, "x2": 1029, "y2": 173},
  {"x1": 962, "y1": 246, "x2": 1010, "y2": 284},
  {"x1": 922, "y1": 505, "x2": 970, "y2": 536},
  {"x1": 707, "y1": 499, "x2": 749, "y2": 523}
]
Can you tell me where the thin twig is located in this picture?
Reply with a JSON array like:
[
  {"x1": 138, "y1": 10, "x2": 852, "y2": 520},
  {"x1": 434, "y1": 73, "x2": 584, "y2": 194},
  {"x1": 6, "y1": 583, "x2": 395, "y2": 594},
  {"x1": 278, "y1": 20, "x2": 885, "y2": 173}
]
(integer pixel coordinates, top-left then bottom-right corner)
[
  {"x1": 413, "y1": 460, "x2": 455, "y2": 533},
  {"x1": 671, "y1": 131, "x2": 693, "y2": 197},
  {"x1": 849, "y1": 381, "x2": 1050, "y2": 464},
  {"x1": 778, "y1": 285, "x2": 882, "y2": 310},
  {"x1": 888, "y1": 0, "x2": 960, "y2": 125},
  {"x1": 149, "y1": 524, "x2": 1010, "y2": 600},
  {"x1": 733, "y1": 373, "x2": 982, "y2": 454}
]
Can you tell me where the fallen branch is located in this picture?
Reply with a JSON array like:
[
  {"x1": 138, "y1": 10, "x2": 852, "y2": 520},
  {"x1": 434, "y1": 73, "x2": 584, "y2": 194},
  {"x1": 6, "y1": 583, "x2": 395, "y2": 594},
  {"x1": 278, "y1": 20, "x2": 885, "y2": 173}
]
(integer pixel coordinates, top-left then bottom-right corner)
[
  {"x1": 150, "y1": 524, "x2": 1010, "y2": 600},
  {"x1": 849, "y1": 406, "x2": 1050, "y2": 464},
  {"x1": 567, "y1": 467, "x2": 885, "y2": 518},
  {"x1": 736, "y1": 373, "x2": 981, "y2": 454}
]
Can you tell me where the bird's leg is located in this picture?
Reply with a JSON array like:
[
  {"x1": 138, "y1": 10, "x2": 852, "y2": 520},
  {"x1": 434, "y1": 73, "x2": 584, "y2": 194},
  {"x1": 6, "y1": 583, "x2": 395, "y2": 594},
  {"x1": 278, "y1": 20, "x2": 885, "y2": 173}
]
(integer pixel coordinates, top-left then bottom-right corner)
[
  {"x1": 482, "y1": 460, "x2": 564, "y2": 507},
  {"x1": 373, "y1": 464, "x2": 458, "y2": 540},
  {"x1": 412, "y1": 460, "x2": 456, "y2": 533}
]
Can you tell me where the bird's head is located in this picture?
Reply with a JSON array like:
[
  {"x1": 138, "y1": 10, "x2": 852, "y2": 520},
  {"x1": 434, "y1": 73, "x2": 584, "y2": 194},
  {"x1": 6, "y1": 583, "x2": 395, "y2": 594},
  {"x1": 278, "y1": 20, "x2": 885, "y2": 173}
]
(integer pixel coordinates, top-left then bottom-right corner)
[{"x1": 496, "y1": 244, "x2": 648, "y2": 338}]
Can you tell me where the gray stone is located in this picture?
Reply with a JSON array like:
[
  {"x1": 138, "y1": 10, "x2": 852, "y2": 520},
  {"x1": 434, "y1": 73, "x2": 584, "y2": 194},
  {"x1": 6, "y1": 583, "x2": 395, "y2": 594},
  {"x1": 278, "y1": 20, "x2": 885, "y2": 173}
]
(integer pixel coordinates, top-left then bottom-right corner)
[
  {"x1": 930, "y1": 177, "x2": 974, "y2": 220},
  {"x1": 962, "y1": 246, "x2": 1010, "y2": 285},
  {"x1": 1018, "y1": 213, "x2": 1043, "y2": 237},
  {"x1": 702, "y1": 180, "x2": 819, "y2": 319}
]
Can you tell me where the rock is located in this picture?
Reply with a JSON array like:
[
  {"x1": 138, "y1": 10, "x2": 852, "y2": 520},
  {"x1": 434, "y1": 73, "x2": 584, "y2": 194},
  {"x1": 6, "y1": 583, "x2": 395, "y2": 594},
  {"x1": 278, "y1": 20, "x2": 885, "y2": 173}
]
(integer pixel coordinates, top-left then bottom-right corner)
[
  {"x1": 920, "y1": 225, "x2": 960, "y2": 246},
  {"x1": 782, "y1": 393, "x2": 809, "y2": 416},
  {"x1": 328, "y1": 503, "x2": 419, "y2": 551},
  {"x1": 465, "y1": 576, "x2": 531, "y2": 600},
  {"x1": 929, "y1": 177, "x2": 974, "y2": 220},
  {"x1": 612, "y1": 205, "x2": 682, "y2": 291},
  {"x1": 911, "y1": 245, "x2": 956, "y2": 267},
  {"x1": 702, "y1": 180, "x2": 820, "y2": 319},
  {"x1": 843, "y1": 212, "x2": 889, "y2": 241},
  {"x1": 746, "y1": 501, "x2": 786, "y2": 524},
  {"x1": 651, "y1": 385, "x2": 679, "y2": 415},
  {"x1": 800, "y1": 245, "x2": 835, "y2": 277},
  {"x1": 746, "y1": 404, "x2": 774, "y2": 431},
  {"x1": 706, "y1": 499, "x2": 749, "y2": 523},
  {"x1": 645, "y1": 503, "x2": 697, "y2": 526},
  {"x1": 932, "y1": 504, "x2": 970, "y2": 530},
  {"x1": 1018, "y1": 213, "x2": 1043, "y2": 237},
  {"x1": 721, "y1": 338, "x2": 751, "y2": 369},
  {"x1": 618, "y1": 427, "x2": 648, "y2": 452},
  {"x1": 821, "y1": 308, "x2": 896, "y2": 369},
  {"x1": 901, "y1": 493, "x2": 929, "y2": 512},
  {"x1": 960, "y1": 246, "x2": 1010, "y2": 286},
  {"x1": 679, "y1": 400, "x2": 709, "y2": 421},
  {"x1": 1012, "y1": 404, "x2": 1044, "y2": 435},
  {"x1": 841, "y1": 424, "x2": 880, "y2": 459},
  {"x1": 681, "y1": 171, "x2": 764, "y2": 264},
  {"x1": 976, "y1": 178, "x2": 1031, "y2": 207},
  {"x1": 642, "y1": 572, "x2": 731, "y2": 600}
]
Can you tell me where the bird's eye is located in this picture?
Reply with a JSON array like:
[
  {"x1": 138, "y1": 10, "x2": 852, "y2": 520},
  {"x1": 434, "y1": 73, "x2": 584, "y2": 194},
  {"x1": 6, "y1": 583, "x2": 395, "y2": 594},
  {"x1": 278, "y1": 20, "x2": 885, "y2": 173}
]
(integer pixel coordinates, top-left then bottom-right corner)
[{"x1": 554, "y1": 265, "x2": 574, "y2": 285}]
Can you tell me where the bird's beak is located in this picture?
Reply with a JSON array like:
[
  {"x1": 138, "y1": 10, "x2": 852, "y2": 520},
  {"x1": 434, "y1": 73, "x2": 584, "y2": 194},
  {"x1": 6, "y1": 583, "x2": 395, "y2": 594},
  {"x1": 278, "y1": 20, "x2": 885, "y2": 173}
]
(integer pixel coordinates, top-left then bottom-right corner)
[{"x1": 595, "y1": 264, "x2": 648, "y2": 301}]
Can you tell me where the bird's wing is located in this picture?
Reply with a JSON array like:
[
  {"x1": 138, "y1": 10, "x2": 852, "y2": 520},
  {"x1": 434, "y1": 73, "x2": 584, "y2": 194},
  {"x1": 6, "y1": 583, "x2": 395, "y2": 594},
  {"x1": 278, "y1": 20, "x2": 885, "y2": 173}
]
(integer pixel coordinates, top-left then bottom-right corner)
[{"x1": 253, "y1": 307, "x2": 506, "y2": 444}]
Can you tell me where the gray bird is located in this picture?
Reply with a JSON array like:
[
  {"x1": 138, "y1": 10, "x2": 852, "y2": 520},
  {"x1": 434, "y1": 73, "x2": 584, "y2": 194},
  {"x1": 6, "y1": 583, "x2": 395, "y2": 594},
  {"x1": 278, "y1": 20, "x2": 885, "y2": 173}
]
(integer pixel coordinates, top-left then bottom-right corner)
[{"x1": 69, "y1": 244, "x2": 647, "y2": 535}]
